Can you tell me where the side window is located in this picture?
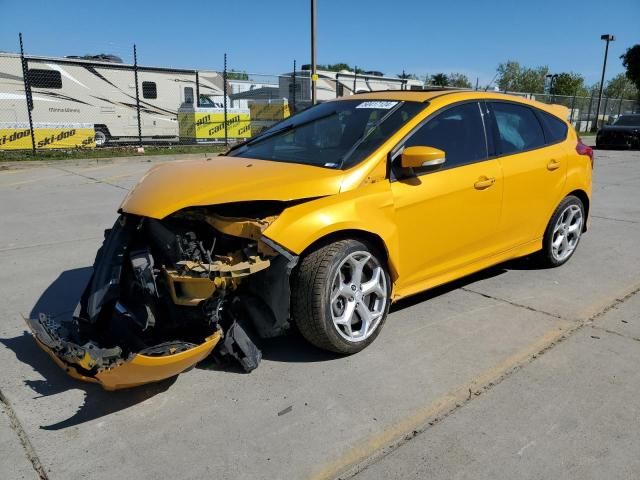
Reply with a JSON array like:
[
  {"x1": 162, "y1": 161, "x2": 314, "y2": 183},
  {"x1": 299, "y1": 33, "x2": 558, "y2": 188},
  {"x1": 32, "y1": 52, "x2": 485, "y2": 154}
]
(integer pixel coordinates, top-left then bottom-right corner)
[
  {"x1": 28, "y1": 69, "x2": 62, "y2": 89},
  {"x1": 538, "y1": 110, "x2": 568, "y2": 144},
  {"x1": 183, "y1": 87, "x2": 194, "y2": 105},
  {"x1": 405, "y1": 102, "x2": 487, "y2": 169},
  {"x1": 491, "y1": 102, "x2": 545, "y2": 155},
  {"x1": 142, "y1": 81, "x2": 157, "y2": 99}
]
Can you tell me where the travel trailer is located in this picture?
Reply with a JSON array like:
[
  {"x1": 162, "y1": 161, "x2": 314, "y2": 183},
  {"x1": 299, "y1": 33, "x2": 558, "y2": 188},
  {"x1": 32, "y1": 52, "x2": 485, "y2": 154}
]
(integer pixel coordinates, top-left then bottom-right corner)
[{"x1": 0, "y1": 52, "x2": 225, "y2": 145}]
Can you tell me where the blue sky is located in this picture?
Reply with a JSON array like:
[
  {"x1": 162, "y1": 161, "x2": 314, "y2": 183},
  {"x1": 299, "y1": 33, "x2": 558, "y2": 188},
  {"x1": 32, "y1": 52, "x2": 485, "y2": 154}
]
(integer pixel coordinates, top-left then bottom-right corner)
[{"x1": 1, "y1": 0, "x2": 638, "y2": 86}]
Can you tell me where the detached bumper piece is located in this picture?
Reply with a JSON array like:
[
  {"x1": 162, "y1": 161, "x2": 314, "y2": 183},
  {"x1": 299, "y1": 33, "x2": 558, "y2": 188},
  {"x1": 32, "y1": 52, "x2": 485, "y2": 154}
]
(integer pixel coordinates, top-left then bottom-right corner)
[
  {"x1": 25, "y1": 313, "x2": 221, "y2": 390},
  {"x1": 26, "y1": 212, "x2": 292, "y2": 390}
]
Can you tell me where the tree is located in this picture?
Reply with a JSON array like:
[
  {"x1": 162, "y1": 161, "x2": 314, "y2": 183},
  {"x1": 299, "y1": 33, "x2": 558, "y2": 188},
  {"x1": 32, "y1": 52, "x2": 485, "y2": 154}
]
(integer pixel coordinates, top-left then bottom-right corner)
[
  {"x1": 604, "y1": 73, "x2": 639, "y2": 99},
  {"x1": 430, "y1": 73, "x2": 449, "y2": 86},
  {"x1": 447, "y1": 73, "x2": 472, "y2": 88},
  {"x1": 312, "y1": 63, "x2": 365, "y2": 74},
  {"x1": 496, "y1": 61, "x2": 549, "y2": 93},
  {"x1": 397, "y1": 71, "x2": 418, "y2": 80},
  {"x1": 227, "y1": 70, "x2": 249, "y2": 80},
  {"x1": 552, "y1": 72, "x2": 588, "y2": 96},
  {"x1": 621, "y1": 45, "x2": 640, "y2": 93}
]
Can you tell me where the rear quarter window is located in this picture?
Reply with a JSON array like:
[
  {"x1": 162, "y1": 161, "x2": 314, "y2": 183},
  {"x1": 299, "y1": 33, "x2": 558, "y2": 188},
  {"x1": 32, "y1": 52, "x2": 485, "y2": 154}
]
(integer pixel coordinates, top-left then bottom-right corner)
[
  {"x1": 538, "y1": 111, "x2": 568, "y2": 144},
  {"x1": 491, "y1": 102, "x2": 545, "y2": 155}
]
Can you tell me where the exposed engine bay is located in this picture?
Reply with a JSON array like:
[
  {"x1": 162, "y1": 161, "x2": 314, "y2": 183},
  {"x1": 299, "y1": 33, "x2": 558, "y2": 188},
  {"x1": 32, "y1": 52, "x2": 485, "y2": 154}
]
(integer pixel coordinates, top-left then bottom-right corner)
[{"x1": 25, "y1": 203, "x2": 299, "y2": 390}]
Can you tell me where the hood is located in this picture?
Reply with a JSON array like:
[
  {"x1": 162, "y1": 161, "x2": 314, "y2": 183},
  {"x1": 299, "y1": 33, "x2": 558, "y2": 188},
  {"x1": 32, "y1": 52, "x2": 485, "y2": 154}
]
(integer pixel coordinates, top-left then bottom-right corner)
[{"x1": 120, "y1": 156, "x2": 346, "y2": 219}]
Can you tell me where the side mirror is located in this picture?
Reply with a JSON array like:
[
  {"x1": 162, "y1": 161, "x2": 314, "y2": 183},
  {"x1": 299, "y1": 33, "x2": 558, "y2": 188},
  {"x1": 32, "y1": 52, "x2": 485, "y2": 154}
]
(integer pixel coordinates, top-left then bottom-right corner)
[{"x1": 400, "y1": 146, "x2": 446, "y2": 170}]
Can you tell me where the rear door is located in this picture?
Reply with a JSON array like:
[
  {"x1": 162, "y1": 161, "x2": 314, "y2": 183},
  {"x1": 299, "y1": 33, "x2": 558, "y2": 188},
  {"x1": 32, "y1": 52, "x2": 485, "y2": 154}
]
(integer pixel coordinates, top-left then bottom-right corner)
[
  {"x1": 487, "y1": 101, "x2": 568, "y2": 249},
  {"x1": 390, "y1": 101, "x2": 503, "y2": 289}
]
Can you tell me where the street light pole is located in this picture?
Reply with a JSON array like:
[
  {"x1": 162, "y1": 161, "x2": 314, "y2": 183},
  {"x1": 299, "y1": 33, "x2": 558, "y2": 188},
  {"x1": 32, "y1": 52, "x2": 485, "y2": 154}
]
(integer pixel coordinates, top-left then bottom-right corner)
[
  {"x1": 311, "y1": 0, "x2": 317, "y2": 105},
  {"x1": 593, "y1": 34, "x2": 615, "y2": 131}
]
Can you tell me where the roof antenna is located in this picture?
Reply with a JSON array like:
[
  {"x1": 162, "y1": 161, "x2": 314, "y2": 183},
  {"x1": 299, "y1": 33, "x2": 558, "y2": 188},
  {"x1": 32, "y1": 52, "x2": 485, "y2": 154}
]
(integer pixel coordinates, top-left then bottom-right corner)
[{"x1": 485, "y1": 72, "x2": 500, "y2": 92}]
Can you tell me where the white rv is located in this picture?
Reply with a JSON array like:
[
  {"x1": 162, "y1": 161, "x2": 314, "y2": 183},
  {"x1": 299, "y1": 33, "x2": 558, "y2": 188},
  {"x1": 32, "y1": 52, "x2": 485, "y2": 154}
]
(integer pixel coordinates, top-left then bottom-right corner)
[{"x1": 0, "y1": 52, "x2": 225, "y2": 145}]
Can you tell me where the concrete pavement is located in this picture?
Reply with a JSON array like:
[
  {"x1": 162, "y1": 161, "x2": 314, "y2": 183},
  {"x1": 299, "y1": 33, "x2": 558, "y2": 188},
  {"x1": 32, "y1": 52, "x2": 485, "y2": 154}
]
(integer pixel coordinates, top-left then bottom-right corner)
[{"x1": 0, "y1": 147, "x2": 638, "y2": 480}]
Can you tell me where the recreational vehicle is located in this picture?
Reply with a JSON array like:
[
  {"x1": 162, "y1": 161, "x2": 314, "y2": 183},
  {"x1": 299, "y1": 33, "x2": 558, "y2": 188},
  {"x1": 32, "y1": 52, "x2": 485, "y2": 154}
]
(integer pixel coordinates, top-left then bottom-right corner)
[{"x1": 0, "y1": 52, "x2": 225, "y2": 146}]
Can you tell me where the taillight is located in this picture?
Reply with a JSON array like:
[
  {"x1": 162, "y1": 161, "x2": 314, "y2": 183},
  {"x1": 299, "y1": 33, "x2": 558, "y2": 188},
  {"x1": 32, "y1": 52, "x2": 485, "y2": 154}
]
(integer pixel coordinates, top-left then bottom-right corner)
[{"x1": 576, "y1": 138, "x2": 594, "y2": 168}]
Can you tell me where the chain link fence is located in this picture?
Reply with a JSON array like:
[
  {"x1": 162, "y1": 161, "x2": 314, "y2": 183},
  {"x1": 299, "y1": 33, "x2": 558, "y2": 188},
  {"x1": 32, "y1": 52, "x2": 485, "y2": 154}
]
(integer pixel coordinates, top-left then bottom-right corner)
[
  {"x1": 503, "y1": 92, "x2": 640, "y2": 133},
  {"x1": 2, "y1": 34, "x2": 638, "y2": 154}
]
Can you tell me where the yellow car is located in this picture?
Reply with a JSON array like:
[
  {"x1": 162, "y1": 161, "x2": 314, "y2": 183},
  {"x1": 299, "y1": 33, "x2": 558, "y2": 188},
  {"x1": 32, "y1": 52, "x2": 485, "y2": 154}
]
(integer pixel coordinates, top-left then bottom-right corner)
[{"x1": 26, "y1": 90, "x2": 593, "y2": 389}]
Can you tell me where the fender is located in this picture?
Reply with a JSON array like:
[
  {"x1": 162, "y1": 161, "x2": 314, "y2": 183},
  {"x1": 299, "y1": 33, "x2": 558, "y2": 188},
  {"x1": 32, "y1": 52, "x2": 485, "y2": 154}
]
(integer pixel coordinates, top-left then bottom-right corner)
[{"x1": 263, "y1": 180, "x2": 401, "y2": 279}]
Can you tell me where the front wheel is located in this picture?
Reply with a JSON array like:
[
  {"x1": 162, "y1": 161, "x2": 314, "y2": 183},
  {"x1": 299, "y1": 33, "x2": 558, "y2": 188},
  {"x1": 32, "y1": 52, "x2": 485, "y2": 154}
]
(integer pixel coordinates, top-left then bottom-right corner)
[
  {"x1": 539, "y1": 195, "x2": 585, "y2": 267},
  {"x1": 292, "y1": 239, "x2": 391, "y2": 354}
]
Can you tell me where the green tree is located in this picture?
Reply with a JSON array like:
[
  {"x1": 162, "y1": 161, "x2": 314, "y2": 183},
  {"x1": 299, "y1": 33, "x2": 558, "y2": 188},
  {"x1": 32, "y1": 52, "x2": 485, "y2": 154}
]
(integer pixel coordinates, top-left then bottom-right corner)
[
  {"x1": 496, "y1": 61, "x2": 549, "y2": 93},
  {"x1": 227, "y1": 70, "x2": 249, "y2": 80},
  {"x1": 604, "y1": 73, "x2": 639, "y2": 99},
  {"x1": 496, "y1": 61, "x2": 520, "y2": 91},
  {"x1": 315, "y1": 63, "x2": 365, "y2": 74},
  {"x1": 447, "y1": 73, "x2": 472, "y2": 88},
  {"x1": 552, "y1": 72, "x2": 588, "y2": 96},
  {"x1": 621, "y1": 45, "x2": 640, "y2": 93},
  {"x1": 430, "y1": 73, "x2": 449, "y2": 86},
  {"x1": 397, "y1": 71, "x2": 418, "y2": 80}
]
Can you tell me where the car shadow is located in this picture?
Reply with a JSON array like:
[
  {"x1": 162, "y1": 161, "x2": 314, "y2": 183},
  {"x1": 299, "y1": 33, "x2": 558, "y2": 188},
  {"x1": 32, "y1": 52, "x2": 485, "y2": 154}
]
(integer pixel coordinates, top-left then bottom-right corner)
[
  {"x1": 3, "y1": 254, "x2": 543, "y2": 429},
  {"x1": 0, "y1": 267, "x2": 176, "y2": 431},
  {"x1": 390, "y1": 255, "x2": 543, "y2": 312},
  {"x1": 0, "y1": 332, "x2": 176, "y2": 431}
]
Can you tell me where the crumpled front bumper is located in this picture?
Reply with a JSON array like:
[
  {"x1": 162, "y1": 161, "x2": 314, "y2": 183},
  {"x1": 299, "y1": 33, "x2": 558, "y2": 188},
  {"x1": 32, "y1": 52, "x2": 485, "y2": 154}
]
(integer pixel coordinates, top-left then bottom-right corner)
[{"x1": 25, "y1": 314, "x2": 221, "y2": 391}]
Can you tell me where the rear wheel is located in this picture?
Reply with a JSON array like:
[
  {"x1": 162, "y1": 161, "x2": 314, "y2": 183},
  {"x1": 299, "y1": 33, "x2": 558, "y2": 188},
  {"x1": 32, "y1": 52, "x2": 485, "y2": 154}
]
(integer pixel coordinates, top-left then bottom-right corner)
[
  {"x1": 292, "y1": 239, "x2": 390, "y2": 354},
  {"x1": 94, "y1": 127, "x2": 109, "y2": 147},
  {"x1": 539, "y1": 195, "x2": 585, "y2": 267}
]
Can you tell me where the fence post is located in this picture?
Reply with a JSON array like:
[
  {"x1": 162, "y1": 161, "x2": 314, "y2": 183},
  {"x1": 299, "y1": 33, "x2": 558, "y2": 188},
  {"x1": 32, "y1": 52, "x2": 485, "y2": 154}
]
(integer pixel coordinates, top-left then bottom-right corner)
[
  {"x1": 195, "y1": 71, "x2": 200, "y2": 107},
  {"x1": 585, "y1": 92, "x2": 594, "y2": 133},
  {"x1": 18, "y1": 33, "x2": 36, "y2": 155},
  {"x1": 602, "y1": 96, "x2": 610, "y2": 125},
  {"x1": 133, "y1": 44, "x2": 143, "y2": 148},
  {"x1": 569, "y1": 95, "x2": 576, "y2": 124},
  {"x1": 617, "y1": 97, "x2": 624, "y2": 117},
  {"x1": 353, "y1": 66, "x2": 357, "y2": 94},
  {"x1": 223, "y1": 53, "x2": 228, "y2": 147},
  {"x1": 292, "y1": 60, "x2": 297, "y2": 113}
]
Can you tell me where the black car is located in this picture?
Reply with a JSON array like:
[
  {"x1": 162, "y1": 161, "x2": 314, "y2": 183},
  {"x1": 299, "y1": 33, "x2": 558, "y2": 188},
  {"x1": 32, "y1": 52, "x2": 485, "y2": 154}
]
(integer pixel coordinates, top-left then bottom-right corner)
[{"x1": 596, "y1": 114, "x2": 640, "y2": 149}]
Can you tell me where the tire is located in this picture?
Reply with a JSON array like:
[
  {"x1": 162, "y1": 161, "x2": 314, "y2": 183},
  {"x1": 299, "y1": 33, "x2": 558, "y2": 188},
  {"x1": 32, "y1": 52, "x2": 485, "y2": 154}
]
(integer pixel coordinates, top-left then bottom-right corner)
[
  {"x1": 292, "y1": 239, "x2": 391, "y2": 354},
  {"x1": 539, "y1": 195, "x2": 585, "y2": 267},
  {"x1": 94, "y1": 128, "x2": 109, "y2": 147}
]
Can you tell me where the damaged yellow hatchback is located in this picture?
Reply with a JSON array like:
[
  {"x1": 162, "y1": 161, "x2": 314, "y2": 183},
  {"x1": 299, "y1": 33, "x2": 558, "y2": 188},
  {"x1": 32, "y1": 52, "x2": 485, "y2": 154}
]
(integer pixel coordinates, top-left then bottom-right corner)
[{"x1": 26, "y1": 90, "x2": 593, "y2": 389}]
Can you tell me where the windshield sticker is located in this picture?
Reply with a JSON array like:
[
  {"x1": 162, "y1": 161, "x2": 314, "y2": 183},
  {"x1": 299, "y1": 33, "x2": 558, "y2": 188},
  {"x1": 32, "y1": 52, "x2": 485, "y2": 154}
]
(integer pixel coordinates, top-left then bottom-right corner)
[{"x1": 356, "y1": 101, "x2": 398, "y2": 110}]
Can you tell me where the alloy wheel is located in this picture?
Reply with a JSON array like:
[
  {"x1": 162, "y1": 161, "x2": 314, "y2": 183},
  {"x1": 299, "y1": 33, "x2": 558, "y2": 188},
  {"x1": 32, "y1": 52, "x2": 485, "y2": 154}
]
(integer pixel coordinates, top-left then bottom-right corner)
[
  {"x1": 330, "y1": 251, "x2": 388, "y2": 342},
  {"x1": 551, "y1": 204, "x2": 583, "y2": 262}
]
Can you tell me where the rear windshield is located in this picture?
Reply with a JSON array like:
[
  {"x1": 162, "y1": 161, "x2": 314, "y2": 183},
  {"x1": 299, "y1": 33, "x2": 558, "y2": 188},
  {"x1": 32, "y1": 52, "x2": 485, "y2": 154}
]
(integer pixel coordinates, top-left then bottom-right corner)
[
  {"x1": 228, "y1": 100, "x2": 425, "y2": 169},
  {"x1": 613, "y1": 115, "x2": 640, "y2": 127}
]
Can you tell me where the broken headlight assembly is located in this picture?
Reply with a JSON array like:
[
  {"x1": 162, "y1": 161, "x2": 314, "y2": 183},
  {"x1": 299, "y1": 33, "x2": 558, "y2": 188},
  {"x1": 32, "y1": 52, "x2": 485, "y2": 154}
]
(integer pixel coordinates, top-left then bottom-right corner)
[{"x1": 25, "y1": 205, "x2": 298, "y2": 390}]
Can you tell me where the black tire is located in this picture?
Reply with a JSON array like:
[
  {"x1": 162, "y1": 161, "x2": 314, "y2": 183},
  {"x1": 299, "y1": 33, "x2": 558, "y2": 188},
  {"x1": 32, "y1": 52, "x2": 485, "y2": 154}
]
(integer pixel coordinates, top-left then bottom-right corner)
[
  {"x1": 539, "y1": 195, "x2": 585, "y2": 267},
  {"x1": 291, "y1": 239, "x2": 391, "y2": 354}
]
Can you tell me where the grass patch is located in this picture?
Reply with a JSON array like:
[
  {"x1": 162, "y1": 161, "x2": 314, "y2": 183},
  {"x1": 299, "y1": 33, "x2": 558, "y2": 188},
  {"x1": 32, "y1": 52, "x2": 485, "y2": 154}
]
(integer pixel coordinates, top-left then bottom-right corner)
[{"x1": 0, "y1": 144, "x2": 227, "y2": 162}]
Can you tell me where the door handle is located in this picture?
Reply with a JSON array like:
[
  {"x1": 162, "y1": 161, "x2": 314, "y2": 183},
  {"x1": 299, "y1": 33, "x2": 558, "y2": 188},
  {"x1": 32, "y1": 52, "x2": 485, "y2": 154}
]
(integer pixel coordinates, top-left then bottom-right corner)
[
  {"x1": 474, "y1": 176, "x2": 496, "y2": 190},
  {"x1": 547, "y1": 159, "x2": 561, "y2": 171}
]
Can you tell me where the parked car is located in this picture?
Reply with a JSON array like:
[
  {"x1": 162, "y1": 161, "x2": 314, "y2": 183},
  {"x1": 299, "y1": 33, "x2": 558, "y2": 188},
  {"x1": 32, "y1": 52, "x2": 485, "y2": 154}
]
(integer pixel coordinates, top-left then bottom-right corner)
[
  {"x1": 26, "y1": 90, "x2": 593, "y2": 390},
  {"x1": 596, "y1": 114, "x2": 640, "y2": 149}
]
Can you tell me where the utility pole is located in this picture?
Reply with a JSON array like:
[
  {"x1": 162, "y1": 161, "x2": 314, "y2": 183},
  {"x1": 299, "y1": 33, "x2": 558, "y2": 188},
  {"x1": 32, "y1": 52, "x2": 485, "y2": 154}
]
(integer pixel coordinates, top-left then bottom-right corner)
[
  {"x1": 593, "y1": 34, "x2": 615, "y2": 131},
  {"x1": 311, "y1": 0, "x2": 317, "y2": 105}
]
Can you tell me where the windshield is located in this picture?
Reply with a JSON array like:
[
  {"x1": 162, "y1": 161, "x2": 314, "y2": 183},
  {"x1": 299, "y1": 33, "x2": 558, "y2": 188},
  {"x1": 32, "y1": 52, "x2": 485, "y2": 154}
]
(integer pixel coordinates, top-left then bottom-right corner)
[
  {"x1": 228, "y1": 100, "x2": 425, "y2": 169},
  {"x1": 199, "y1": 95, "x2": 223, "y2": 108},
  {"x1": 613, "y1": 115, "x2": 640, "y2": 127}
]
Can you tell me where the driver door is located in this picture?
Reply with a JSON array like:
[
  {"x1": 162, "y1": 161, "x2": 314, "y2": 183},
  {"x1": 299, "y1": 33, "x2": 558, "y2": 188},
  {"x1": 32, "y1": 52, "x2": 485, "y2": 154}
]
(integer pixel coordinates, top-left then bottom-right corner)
[{"x1": 390, "y1": 101, "x2": 503, "y2": 291}]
